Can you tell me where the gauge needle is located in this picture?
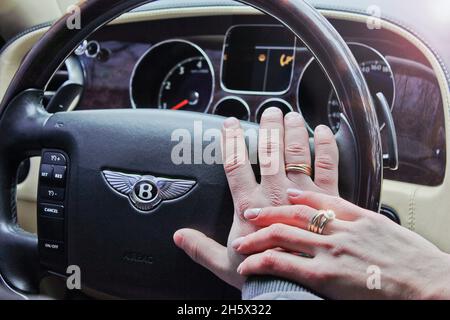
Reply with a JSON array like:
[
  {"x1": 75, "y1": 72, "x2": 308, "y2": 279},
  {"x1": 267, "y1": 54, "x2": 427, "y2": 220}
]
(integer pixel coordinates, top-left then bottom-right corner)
[{"x1": 171, "y1": 99, "x2": 189, "y2": 110}]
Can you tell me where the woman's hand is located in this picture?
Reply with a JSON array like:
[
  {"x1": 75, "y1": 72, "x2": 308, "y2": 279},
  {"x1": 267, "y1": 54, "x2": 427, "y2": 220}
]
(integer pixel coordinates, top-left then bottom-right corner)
[
  {"x1": 173, "y1": 108, "x2": 339, "y2": 289},
  {"x1": 234, "y1": 190, "x2": 450, "y2": 299}
]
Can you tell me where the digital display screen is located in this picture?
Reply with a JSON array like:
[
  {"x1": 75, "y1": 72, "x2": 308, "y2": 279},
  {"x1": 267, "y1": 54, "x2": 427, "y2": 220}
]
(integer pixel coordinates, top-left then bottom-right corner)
[{"x1": 221, "y1": 25, "x2": 296, "y2": 93}]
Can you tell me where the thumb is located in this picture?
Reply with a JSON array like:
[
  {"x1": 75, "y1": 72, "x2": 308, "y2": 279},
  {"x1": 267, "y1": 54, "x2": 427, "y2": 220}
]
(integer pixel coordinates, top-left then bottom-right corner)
[{"x1": 173, "y1": 229, "x2": 243, "y2": 289}]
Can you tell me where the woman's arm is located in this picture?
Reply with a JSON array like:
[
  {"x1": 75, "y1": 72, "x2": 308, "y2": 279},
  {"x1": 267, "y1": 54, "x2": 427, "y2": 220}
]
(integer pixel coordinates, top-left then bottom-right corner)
[{"x1": 234, "y1": 190, "x2": 450, "y2": 300}]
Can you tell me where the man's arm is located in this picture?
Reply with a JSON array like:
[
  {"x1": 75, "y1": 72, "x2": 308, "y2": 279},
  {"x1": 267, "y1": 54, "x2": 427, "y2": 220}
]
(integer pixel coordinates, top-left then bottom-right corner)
[{"x1": 242, "y1": 276, "x2": 321, "y2": 300}]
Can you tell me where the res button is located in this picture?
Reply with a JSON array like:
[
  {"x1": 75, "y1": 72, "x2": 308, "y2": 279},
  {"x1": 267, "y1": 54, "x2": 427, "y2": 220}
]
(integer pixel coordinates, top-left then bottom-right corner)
[{"x1": 52, "y1": 165, "x2": 67, "y2": 185}]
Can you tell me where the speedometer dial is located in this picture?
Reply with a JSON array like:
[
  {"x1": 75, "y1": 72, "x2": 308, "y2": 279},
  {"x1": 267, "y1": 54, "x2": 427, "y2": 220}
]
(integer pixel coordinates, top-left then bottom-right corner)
[
  {"x1": 297, "y1": 43, "x2": 395, "y2": 134},
  {"x1": 158, "y1": 57, "x2": 213, "y2": 112},
  {"x1": 327, "y1": 58, "x2": 395, "y2": 133}
]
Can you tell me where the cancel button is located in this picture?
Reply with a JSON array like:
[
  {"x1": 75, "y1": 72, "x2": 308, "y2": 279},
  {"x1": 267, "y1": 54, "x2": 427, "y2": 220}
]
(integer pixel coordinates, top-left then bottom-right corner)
[{"x1": 39, "y1": 203, "x2": 64, "y2": 219}]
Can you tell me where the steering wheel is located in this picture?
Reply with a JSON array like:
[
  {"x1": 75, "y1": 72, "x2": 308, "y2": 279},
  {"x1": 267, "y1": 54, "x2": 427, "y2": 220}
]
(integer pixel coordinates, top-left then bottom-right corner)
[{"x1": 0, "y1": 0, "x2": 382, "y2": 299}]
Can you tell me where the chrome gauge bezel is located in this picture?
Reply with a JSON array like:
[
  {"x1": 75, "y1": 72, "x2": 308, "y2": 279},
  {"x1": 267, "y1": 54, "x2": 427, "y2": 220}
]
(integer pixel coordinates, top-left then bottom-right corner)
[
  {"x1": 297, "y1": 42, "x2": 396, "y2": 133},
  {"x1": 129, "y1": 39, "x2": 215, "y2": 113}
]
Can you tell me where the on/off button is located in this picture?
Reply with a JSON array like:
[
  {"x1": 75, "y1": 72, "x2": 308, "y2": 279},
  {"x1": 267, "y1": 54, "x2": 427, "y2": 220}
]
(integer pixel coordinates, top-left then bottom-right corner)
[{"x1": 39, "y1": 203, "x2": 65, "y2": 219}]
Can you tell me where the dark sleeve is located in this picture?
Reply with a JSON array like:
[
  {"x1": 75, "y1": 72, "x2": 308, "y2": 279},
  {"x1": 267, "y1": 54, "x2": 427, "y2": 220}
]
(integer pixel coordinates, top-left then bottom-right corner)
[{"x1": 242, "y1": 276, "x2": 322, "y2": 300}]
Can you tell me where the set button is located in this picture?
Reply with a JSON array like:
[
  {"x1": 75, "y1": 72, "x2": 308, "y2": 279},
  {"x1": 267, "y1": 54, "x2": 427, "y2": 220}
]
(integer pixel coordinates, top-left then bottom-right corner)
[{"x1": 40, "y1": 164, "x2": 53, "y2": 182}]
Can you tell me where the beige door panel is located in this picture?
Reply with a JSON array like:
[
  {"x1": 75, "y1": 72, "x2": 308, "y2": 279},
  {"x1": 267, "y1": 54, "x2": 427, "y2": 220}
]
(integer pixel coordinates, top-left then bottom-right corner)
[
  {"x1": 0, "y1": 0, "x2": 79, "y2": 40},
  {"x1": 17, "y1": 157, "x2": 40, "y2": 234}
]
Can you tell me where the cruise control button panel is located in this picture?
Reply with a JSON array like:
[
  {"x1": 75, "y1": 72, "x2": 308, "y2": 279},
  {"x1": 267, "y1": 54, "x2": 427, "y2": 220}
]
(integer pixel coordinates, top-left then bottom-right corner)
[{"x1": 37, "y1": 150, "x2": 69, "y2": 273}]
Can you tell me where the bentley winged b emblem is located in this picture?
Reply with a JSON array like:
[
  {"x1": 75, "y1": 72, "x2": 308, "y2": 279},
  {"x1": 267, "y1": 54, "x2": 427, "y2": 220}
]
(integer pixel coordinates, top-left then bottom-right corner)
[{"x1": 103, "y1": 170, "x2": 196, "y2": 213}]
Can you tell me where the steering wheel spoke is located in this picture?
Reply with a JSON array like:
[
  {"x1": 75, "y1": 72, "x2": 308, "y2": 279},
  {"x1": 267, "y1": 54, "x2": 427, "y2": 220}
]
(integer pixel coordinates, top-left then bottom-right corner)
[{"x1": 0, "y1": 90, "x2": 51, "y2": 294}]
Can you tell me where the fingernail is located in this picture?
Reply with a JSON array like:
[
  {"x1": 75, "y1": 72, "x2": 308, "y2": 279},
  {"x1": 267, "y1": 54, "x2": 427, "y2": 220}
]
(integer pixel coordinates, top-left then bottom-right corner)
[
  {"x1": 264, "y1": 107, "x2": 282, "y2": 115},
  {"x1": 285, "y1": 112, "x2": 300, "y2": 120},
  {"x1": 287, "y1": 188, "x2": 303, "y2": 198},
  {"x1": 315, "y1": 125, "x2": 329, "y2": 134},
  {"x1": 232, "y1": 237, "x2": 244, "y2": 250},
  {"x1": 285, "y1": 112, "x2": 303, "y2": 125},
  {"x1": 237, "y1": 264, "x2": 243, "y2": 274},
  {"x1": 224, "y1": 117, "x2": 239, "y2": 128},
  {"x1": 244, "y1": 208, "x2": 261, "y2": 220}
]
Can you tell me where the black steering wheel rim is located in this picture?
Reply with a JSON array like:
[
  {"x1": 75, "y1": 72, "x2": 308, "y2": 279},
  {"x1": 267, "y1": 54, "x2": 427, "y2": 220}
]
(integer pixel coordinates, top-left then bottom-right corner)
[{"x1": 0, "y1": 0, "x2": 382, "y2": 298}]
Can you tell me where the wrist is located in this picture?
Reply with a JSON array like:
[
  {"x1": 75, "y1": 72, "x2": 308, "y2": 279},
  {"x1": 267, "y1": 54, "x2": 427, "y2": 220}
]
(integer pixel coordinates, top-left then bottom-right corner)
[{"x1": 419, "y1": 253, "x2": 450, "y2": 300}]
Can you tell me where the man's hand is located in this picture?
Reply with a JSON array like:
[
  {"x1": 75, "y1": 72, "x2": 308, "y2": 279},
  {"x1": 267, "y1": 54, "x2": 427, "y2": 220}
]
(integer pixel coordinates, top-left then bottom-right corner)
[{"x1": 174, "y1": 107, "x2": 339, "y2": 289}]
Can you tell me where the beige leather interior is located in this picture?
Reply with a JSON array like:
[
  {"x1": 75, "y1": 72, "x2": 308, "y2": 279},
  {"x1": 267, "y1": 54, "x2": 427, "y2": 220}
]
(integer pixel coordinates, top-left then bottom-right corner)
[
  {"x1": 0, "y1": 0, "x2": 78, "y2": 40},
  {"x1": 2, "y1": 6, "x2": 450, "y2": 252}
]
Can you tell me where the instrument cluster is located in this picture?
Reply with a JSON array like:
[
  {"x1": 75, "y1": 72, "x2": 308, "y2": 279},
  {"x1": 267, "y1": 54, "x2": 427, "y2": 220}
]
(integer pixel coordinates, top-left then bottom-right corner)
[{"x1": 130, "y1": 24, "x2": 396, "y2": 134}]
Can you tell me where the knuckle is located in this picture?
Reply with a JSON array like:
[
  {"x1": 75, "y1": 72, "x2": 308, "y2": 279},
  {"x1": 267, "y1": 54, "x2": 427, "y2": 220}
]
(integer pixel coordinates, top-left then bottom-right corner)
[
  {"x1": 329, "y1": 243, "x2": 348, "y2": 258},
  {"x1": 316, "y1": 239, "x2": 335, "y2": 252},
  {"x1": 292, "y1": 206, "x2": 308, "y2": 222},
  {"x1": 223, "y1": 156, "x2": 246, "y2": 175},
  {"x1": 265, "y1": 185, "x2": 284, "y2": 207},
  {"x1": 268, "y1": 224, "x2": 286, "y2": 241},
  {"x1": 318, "y1": 235, "x2": 349, "y2": 258},
  {"x1": 260, "y1": 250, "x2": 278, "y2": 270},
  {"x1": 286, "y1": 143, "x2": 308, "y2": 157},
  {"x1": 315, "y1": 172, "x2": 337, "y2": 188},
  {"x1": 260, "y1": 141, "x2": 280, "y2": 155},
  {"x1": 235, "y1": 198, "x2": 252, "y2": 216},
  {"x1": 190, "y1": 241, "x2": 202, "y2": 264},
  {"x1": 315, "y1": 155, "x2": 336, "y2": 171},
  {"x1": 329, "y1": 196, "x2": 349, "y2": 212}
]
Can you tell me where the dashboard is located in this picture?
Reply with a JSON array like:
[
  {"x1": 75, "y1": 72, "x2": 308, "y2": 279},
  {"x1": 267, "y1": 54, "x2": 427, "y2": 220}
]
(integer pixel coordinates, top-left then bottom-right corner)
[{"x1": 65, "y1": 13, "x2": 445, "y2": 187}]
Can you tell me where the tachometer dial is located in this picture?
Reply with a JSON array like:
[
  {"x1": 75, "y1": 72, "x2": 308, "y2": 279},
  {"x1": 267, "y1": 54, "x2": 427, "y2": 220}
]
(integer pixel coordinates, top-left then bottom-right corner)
[
  {"x1": 130, "y1": 39, "x2": 214, "y2": 111},
  {"x1": 158, "y1": 57, "x2": 213, "y2": 112}
]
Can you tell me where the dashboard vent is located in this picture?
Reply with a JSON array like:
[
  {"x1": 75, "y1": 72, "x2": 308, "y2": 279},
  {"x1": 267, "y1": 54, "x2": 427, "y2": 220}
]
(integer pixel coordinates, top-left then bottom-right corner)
[{"x1": 44, "y1": 55, "x2": 84, "y2": 113}]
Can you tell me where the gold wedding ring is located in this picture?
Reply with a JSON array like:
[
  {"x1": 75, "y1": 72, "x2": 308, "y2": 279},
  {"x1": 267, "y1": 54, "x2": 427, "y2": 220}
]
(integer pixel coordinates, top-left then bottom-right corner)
[
  {"x1": 285, "y1": 164, "x2": 312, "y2": 177},
  {"x1": 308, "y1": 210, "x2": 336, "y2": 235}
]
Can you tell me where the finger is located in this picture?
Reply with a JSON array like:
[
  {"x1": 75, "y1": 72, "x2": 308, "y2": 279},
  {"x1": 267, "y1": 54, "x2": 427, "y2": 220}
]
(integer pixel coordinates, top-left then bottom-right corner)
[
  {"x1": 243, "y1": 205, "x2": 346, "y2": 234},
  {"x1": 284, "y1": 112, "x2": 312, "y2": 185},
  {"x1": 222, "y1": 117, "x2": 258, "y2": 214},
  {"x1": 174, "y1": 229, "x2": 244, "y2": 289},
  {"x1": 259, "y1": 108, "x2": 286, "y2": 189},
  {"x1": 237, "y1": 249, "x2": 318, "y2": 290},
  {"x1": 313, "y1": 125, "x2": 339, "y2": 195},
  {"x1": 232, "y1": 223, "x2": 325, "y2": 256},
  {"x1": 287, "y1": 189, "x2": 362, "y2": 221}
]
